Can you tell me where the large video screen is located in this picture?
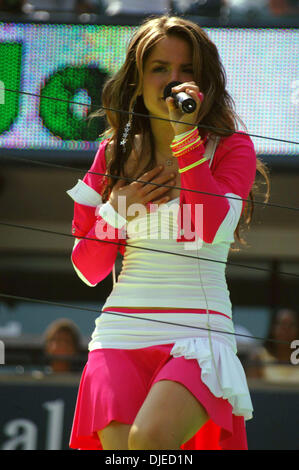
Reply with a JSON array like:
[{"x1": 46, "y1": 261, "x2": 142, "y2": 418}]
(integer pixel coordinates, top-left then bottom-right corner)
[{"x1": 0, "y1": 22, "x2": 298, "y2": 156}]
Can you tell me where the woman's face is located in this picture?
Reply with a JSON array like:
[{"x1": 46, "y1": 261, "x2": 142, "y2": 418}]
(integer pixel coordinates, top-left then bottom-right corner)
[
  {"x1": 273, "y1": 310, "x2": 298, "y2": 342},
  {"x1": 45, "y1": 329, "x2": 77, "y2": 372},
  {"x1": 141, "y1": 35, "x2": 195, "y2": 119},
  {"x1": 46, "y1": 330, "x2": 76, "y2": 357}
]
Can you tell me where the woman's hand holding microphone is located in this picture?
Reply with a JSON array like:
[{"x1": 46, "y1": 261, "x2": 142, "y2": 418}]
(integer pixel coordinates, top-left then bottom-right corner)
[{"x1": 165, "y1": 81, "x2": 204, "y2": 136}]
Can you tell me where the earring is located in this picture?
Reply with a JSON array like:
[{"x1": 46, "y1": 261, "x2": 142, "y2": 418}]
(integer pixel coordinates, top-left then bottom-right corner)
[{"x1": 120, "y1": 101, "x2": 136, "y2": 153}]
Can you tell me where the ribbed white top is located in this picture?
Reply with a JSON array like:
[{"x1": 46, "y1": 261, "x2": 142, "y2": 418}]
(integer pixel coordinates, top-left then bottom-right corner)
[{"x1": 101, "y1": 197, "x2": 233, "y2": 316}]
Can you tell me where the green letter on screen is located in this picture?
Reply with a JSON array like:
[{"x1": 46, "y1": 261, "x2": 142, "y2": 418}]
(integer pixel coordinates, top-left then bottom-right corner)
[
  {"x1": 0, "y1": 42, "x2": 22, "y2": 135},
  {"x1": 40, "y1": 66, "x2": 107, "y2": 141}
]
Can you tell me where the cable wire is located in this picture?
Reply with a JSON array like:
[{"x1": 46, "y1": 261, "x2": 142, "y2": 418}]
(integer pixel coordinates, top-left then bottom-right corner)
[
  {"x1": 1, "y1": 153, "x2": 299, "y2": 214},
  {"x1": 0, "y1": 221, "x2": 298, "y2": 279},
  {"x1": 0, "y1": 292, "x2": 292, "y2": 346},
  {"x1": 2, "y1": 88, "x2": 299, "y2": 213},
  {"x1": 3, "y1": 87, "x2": 299, "y2": 146}
]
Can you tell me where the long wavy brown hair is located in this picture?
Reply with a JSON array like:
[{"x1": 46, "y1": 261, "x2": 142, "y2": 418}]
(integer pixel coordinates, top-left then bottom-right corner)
[{"x1": 92, "y1": 15, "x2": 270, "y2": 249}]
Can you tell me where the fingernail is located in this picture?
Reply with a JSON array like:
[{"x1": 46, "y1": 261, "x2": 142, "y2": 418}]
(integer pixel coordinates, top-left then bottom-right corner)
[{"x1": 198, "y1": 92, "x2": 204, "y2": 102}]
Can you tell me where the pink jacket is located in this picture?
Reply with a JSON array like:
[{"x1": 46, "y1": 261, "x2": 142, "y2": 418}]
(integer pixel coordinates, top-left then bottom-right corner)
[{"x1": 68, "y1": 132, "x2": 256, "y2": 286}]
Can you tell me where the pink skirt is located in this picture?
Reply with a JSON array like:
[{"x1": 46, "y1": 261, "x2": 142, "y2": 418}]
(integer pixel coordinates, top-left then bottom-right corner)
[{"x1": 69, "y1": 343, "x2": 248, "y2": 450}]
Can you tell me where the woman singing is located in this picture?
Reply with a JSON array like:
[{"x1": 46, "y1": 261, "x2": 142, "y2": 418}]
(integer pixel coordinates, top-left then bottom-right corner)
[{"x1": 67, "y1": 15, "x2": 270, "y2": 450}]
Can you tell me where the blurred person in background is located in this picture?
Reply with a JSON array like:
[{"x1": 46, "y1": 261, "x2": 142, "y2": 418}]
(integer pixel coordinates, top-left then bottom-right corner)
[
  {"x1": 224, "y1": 0, "x2": 299, "y2": 18},
  {"x1": 75, "y1": 0, "x2": 104, "y2": 14},
  {"x1": 234, "y1": 324, "x2": 259, "y2": 369},
  {"x1": 43, "y1": 318, "x2": 82, "y2": 373},
  {"x1": 172, "y1": 0, "x2": 224, "y2": 16},
  {"x1": 268, "y1": 0, "x2": 299, "y2": 15},
  {"x1": 245, "y1": 308, "x2": 299, "y2": 383}
]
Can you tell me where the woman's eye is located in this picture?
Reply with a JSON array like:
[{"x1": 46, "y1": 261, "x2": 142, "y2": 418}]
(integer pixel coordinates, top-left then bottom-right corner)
[
  {"x1": 152, "y1": 67, "x2": 194, "y2": 74},
  {"x1": 153, "y1": 67, "x2": 166, "y2": 72}
]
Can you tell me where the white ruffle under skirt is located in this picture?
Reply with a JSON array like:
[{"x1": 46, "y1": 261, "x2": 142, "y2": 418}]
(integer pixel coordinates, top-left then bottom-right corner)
[
  {"x1": 171, "y1": 337, "x2": 253, "y2": 420},
  {"x1": 89, "y1": 311, "x2": 253, "y2": 421}
]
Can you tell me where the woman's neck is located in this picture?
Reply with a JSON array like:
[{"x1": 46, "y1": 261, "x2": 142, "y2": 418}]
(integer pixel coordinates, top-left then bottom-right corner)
[{"x1": 150, "y1": 119, "x2": 174, "y2": 157}]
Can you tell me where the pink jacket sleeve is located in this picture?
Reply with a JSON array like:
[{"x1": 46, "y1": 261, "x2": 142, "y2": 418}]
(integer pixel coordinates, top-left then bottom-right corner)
[
  {"x1": 70, "y1": 139, "x2": 126, "y2": 286},
  {"x1": 177, "y1": 132, "x2": 257, "y2": 244}
]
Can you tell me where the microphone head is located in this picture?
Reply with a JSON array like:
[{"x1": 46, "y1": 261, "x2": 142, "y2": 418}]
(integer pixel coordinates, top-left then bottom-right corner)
[
  {"x1": 182, "y1": 99, "x2": 196, "y2": 113},
  {"x1": 163, "y1": 81, "x2": 182, "y2": 100}
]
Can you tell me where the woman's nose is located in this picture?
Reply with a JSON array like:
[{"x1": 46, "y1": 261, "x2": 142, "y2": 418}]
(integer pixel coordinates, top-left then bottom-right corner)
[{"x1": 168, "y1": 68, "x2": 183, "y2": 83}]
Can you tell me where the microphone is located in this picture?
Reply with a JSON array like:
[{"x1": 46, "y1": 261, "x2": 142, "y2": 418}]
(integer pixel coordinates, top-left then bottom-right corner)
[{"x1": 163, "y1": 81, "x2": 196, "y2": 114}]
